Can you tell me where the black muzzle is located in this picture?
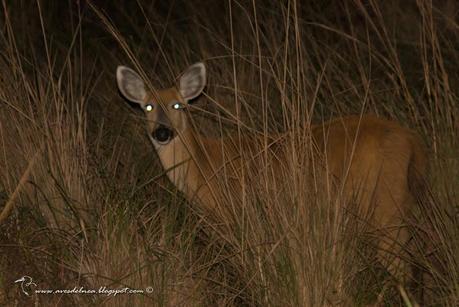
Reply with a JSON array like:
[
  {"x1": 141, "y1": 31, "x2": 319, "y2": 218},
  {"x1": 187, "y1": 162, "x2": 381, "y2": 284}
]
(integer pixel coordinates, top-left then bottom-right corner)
[{"x1": 153, "y1": 125, "x2": 174, "y2": 143}]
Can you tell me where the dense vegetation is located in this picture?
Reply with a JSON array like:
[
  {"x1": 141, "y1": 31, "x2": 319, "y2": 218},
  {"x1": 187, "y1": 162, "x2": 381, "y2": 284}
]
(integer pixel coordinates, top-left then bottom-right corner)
[{"x1": 0, "y1": 1, "x2": 457, "y2": 306}]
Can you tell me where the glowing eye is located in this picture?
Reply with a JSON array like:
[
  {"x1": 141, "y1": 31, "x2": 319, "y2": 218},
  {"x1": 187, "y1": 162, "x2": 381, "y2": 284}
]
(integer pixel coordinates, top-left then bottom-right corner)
[
  {"x1": 145, "y1": 104, "x2": 153, "y2": 112},
  {"x1": 173, "y1": 103, "x2": 182, "y2": 110}
]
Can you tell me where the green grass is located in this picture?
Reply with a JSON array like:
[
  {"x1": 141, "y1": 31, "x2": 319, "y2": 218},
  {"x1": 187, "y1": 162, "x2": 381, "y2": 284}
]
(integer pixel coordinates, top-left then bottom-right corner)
[{"x1": 0, "y1": 0, "x2": 458, "y2": 306}]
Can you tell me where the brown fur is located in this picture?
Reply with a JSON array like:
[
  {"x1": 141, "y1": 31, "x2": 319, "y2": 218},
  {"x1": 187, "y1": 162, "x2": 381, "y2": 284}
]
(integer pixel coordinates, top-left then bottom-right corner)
[{"x1": 142, "y1": 86, "x2": 427, "y2": 286}]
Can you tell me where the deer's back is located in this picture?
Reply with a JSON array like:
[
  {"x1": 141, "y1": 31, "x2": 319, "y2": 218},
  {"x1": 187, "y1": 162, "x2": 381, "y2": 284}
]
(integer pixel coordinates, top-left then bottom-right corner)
[
  {"x1": 311, "y1": 115, "x2": 426, "y2": 223},
  {"x1": 194, "y1": 115, "x2": 426, "y2": 224}
]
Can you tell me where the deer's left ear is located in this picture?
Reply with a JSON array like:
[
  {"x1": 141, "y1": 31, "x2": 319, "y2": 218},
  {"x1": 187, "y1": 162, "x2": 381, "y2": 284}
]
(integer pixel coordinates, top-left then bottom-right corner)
[
  {"x1": 116, "y1": 66, "x2": 147, "y2": 106},
  {"x1": 179, "y1": 62, "x2": 206, "y2": 102}
]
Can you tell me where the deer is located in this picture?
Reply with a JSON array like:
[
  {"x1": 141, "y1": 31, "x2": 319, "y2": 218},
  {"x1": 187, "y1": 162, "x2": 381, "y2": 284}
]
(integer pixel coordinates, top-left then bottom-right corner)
[{"x1": 116, "y1": 62, "x2": 427, "y2": 294}]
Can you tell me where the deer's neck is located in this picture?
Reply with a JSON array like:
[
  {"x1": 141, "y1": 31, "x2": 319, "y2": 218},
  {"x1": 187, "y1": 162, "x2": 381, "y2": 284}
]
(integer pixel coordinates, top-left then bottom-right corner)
[{"x1": 153, "y1": 128, "x2": 208, "y2": 200}]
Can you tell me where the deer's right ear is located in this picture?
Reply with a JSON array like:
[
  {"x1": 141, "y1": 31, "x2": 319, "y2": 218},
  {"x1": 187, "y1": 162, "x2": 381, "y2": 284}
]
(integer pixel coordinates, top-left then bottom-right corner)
[
  {"x1": 179, "y1": 62, "x2": 206, "y2": 102},
  {"x1": 116, "y1": 66, "x2": 147, "y2": 105}
]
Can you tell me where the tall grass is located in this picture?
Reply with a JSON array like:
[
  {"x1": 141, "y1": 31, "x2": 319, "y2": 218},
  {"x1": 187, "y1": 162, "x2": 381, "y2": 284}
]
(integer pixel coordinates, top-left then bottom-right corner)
[{"x1": 0, "y1": 0, "x2": 457, "y2": 306}]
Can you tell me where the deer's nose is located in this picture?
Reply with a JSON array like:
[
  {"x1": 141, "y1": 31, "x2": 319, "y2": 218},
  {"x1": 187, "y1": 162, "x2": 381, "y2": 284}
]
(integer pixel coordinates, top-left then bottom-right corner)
[{"x1": 153, "y1": 125, "x2": 174, "y2": 143}]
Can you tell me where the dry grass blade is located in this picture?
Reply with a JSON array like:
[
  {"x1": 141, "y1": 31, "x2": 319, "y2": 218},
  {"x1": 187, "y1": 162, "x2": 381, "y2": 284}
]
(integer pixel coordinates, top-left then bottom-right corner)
[{"x1": 0, "y1": 148, "x2": 41, "y2": 224}]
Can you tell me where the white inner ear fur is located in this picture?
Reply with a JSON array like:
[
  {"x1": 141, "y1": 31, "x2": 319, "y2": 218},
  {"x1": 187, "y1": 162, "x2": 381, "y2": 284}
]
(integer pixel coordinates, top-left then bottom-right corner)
[
  {"x1": 179, "y1": 62, "x2": 206, "y2": 101},
  {"x1": 116, "y1": 66, "x2": 146, "y2": 105}
]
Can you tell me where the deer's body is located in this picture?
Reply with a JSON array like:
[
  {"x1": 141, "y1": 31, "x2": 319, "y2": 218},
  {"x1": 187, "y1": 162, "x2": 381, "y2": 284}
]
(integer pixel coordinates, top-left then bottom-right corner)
[
  {"x1": 157, "y1": 111, "x2": 425, "y2": 224},
  {"x1": 116, "y1": 62, "x2": 426, "y2": 284}
]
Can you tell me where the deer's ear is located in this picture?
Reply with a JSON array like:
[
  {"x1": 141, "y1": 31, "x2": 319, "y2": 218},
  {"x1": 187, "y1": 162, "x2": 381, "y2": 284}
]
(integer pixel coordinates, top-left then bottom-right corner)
[
  {"x1": 179, "y1": 62, "x2": 206, "y2": 102},
  {"x1": 116, "y1": 66, "x2": 147, "y2": 105}
]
